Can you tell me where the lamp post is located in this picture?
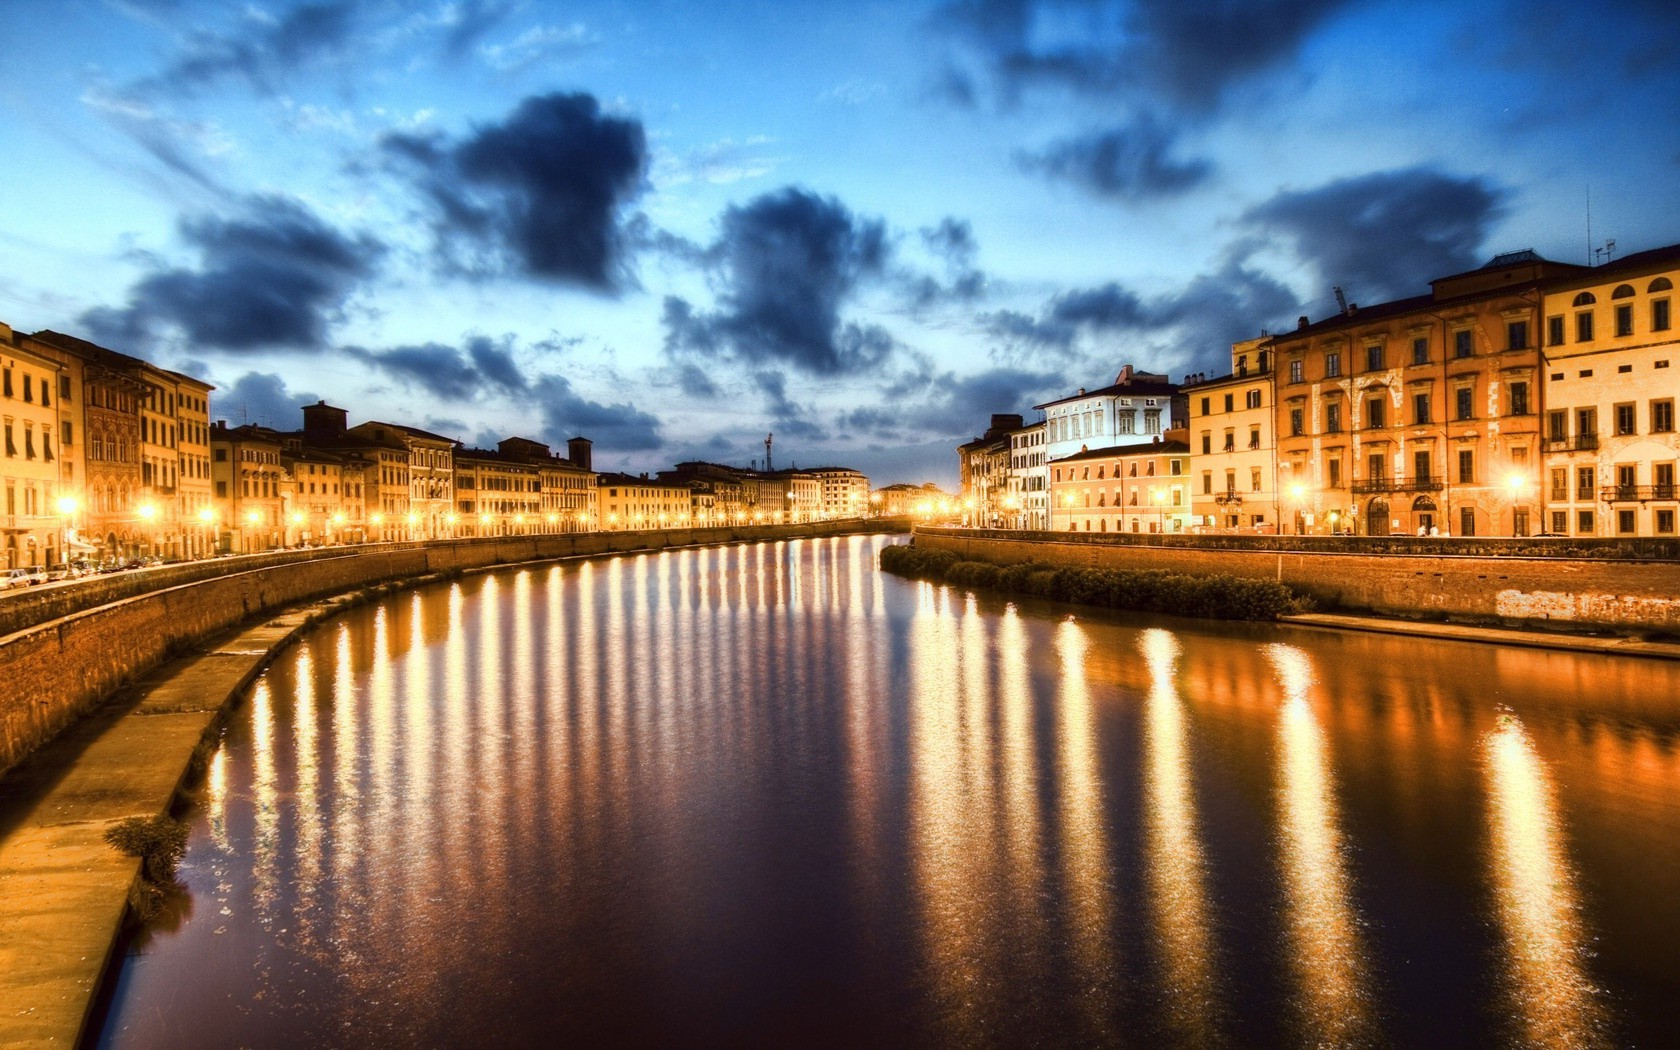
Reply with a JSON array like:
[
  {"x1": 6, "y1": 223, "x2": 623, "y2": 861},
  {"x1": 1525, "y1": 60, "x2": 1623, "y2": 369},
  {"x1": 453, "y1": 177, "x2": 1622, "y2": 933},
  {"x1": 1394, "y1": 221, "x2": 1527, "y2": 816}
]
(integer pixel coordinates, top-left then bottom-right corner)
[
  {"x1": 1505, "y1": 472, "x2": 1530, "y2": 537},
  {"x1": 55, "y1": 496, "x2": 79, "y2": 568},
  {"x1": 1288, "y1": 482, "x2": 1307, "y2": 536}
]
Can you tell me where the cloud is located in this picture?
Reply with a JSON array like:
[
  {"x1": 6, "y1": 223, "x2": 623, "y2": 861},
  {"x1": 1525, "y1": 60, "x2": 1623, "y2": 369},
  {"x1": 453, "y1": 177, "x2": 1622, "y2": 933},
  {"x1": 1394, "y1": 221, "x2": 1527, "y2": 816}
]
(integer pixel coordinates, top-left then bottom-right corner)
[
  {"x1": 1017, "y1": 115, "x2": 1212, "y2": 200},
  {"x1": 982, "y1": 259, "x2": 1297, "y2": 373},
  {"x1": 383, "y1": 92, "x2": 647, "y2": 288},
  {"x1": 653, "y1": 136, "x2": 783, "y2": 188},
  {"x1": 675, "y1": 363, "x2": 722, "y2": 399},
  {"x1": 932, "y1": 0, "x2": 1356, "y2": 111},
  {"x1": 753, "y1": 370, "x2": 826, "y2": 440},
  {"x1": 80, "y1": 194, "x2": 382, "y2": 353},
  {"x1": 344, "y1": 334, "x2": 529, "y2": 401},
  {"x1": 841, "y1": 365, "x2": 1064, "y2": 439},
  {"x1": 533, "y1": 374, "x2": 663, "y2": 451},
  {"x1": 477, "y1": 22, "x2": 597, "y2": 71},
  {"x1": 662, "y1": 187, "x2": 895, "y2": 375},
  {"x1": 1242, "y1": 166, "x2": 1507, "y2": 304},
  {"x1": 212, "y1": 371, "x2": 323, "y2": 429},
  {"x1": 141, "y1": 2, "x2": 358, "y2": 96},
  {"x1": 437, "y1": 0, "x2": 517, "y2": 61}
]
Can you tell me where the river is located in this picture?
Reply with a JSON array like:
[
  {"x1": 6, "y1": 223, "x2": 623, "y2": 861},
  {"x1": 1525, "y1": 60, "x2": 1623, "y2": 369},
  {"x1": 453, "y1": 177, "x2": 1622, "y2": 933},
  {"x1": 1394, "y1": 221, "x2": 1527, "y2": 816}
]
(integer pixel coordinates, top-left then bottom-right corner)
[{"x1": 93, "y1": 534, "x2": 1680, "y2": 1047}]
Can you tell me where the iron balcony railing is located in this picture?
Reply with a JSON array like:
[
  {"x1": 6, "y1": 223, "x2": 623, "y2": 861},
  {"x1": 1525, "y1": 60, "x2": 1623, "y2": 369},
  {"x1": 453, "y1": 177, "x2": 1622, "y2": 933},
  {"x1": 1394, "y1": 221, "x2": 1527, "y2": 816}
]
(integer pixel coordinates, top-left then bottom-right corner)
[
  {"x1": 1600, "y1": 485, "x2": 1679, "y2": 503},
  {"x1": 1351, "y1": 474, "x2": 1445, "y2": 494},
  {"x1": 1543, "y1": 434, "x2": 1600, "y2": 452}
]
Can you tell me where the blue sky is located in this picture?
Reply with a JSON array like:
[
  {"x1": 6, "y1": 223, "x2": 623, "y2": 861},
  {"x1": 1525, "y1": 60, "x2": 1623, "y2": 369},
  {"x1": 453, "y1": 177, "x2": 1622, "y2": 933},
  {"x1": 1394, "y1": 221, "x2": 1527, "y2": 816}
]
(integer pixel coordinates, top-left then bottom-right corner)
[{"x1": 1, "y1": 0, "x2": 1676, "y2": 486}]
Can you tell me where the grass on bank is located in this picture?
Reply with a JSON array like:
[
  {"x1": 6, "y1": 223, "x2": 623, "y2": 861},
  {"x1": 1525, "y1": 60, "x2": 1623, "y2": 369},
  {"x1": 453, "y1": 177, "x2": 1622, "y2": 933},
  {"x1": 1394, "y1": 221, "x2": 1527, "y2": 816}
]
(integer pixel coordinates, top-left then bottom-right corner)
[
  {"x1": 879, "y1": 542, "x2": 1307, "y2": 621},
  {"x1": 104, "y1": 815, "x2": 189, "y2": 921}
]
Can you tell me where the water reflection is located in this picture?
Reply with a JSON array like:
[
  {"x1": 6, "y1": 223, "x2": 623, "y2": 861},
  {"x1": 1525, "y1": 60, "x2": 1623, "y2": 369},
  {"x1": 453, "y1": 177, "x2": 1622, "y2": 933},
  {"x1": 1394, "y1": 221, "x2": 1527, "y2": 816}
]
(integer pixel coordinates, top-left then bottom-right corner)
[
  {"x1": 1267, "y1": 642, "x2": 1373, "y2": 1045},
  {"x1": 98, "y1": 537, "x2": 1680, "y2": 1048},
  {"x1": 1140, "y1": 628, "x2": 1221, "y2": 1042},
  {"x1": 1484, "y1": 714, "x2": 1609, "y2": 1049}
]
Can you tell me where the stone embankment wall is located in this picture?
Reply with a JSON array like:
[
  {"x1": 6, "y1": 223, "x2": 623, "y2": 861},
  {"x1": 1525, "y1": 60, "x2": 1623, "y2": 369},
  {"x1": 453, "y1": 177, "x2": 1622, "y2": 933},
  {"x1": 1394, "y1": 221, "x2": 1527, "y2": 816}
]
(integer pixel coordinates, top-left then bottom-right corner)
[
  {"x1": 913, "y1": 527, "x2": 1680, "y2": 631},
  {"x1": 0, "y1": 522, "x2": 888, "y2": 777}
]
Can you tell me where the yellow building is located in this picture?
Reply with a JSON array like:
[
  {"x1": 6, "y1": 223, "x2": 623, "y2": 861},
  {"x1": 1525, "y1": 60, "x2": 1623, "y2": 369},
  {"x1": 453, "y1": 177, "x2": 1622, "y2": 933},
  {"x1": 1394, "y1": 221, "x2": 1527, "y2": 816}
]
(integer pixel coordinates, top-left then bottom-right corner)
[
  {"x1": 1186, "y1": 337, "x2": 1278, "y2": 532},
  {"x1": 1539, "y1": 243, "x2": 1680, "y2": 537},
  {"x1": 1269, "y1": 251, "x2": 1585, "y2": 537},
  {"x1": 1049, "y1": 432, "x2": 1191, "y2": 534},
  {"x1": 210, "y1": 422, "x2": 289, "y2": 553},
  {"x1": 0, "y1": 324, "x2": 70, "y2": 568},
  {"x1": 281, "y1": 444, "x2": 368, "y2": 545},
  {"x1": 596, "y1": 472, "x2": 694, "y2": 529}
]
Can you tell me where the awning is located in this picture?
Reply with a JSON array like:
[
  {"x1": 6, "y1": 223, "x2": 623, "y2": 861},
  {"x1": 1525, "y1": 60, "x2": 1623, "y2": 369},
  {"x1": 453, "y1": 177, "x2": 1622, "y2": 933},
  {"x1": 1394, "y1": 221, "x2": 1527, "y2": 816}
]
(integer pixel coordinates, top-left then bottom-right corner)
[{"x1": 66, "y1": 539, "x2": 99, "y2": 552}]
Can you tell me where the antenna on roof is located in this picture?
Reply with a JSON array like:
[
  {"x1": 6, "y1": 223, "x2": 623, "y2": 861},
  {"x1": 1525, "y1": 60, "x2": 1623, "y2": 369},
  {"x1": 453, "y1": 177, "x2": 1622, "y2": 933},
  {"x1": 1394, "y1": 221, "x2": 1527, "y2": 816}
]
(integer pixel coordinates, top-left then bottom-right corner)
[{"x1": 1594, "y1": 239, "x2": 1617, "y2": 266}]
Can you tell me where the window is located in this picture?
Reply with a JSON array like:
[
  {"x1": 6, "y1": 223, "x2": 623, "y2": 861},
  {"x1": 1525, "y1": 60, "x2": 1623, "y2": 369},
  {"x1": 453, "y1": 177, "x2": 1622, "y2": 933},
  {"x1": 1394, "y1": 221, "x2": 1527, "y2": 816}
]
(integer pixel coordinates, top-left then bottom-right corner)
[
  {"x1": 1325, "y1": 403, "x2": 1342, "y2": 433},
  {"x1": 1223, "y1": 393, "x2": 1234, "y2": 413},
  {"x1": 1367, "y1": 398, "x2": 1386, "y2": 428},
  {"x1": 3, "y1": 424, "x2": 12, "y2": 457},
  {"x1": 1460, "y1": 507, "x2": 1476, "y2": 537},
  {"x1": 1615, "y1": 304, "x2": 1634, "y2": 338},
  {"x1": 1514, "y1": 509, "x2": 1529, "y2": 537},
  {"x1": 1507, "y1": 321, "x2": 1529, "y2": 350},
  {"x1": 59, "y1": 375, "x2": 70, "y2": 400},
  {"x1": 1656, "y1": 463, "x2": 1675, "y2": 499},
  {"x1": 1576, "y1": 311, "x2": 1594, "y2": 342},
  {"x1": 1615, "y1": 402, "x2": 1636, "y2": 435},
  {"x1": 1552, "y1": 511, "x2": 1568, "y2": 534},
  {"x1": 1547, "y1": 316, "x2": 1565, "y2": 346},
  {"x1": 1454, "y1": 330, "x2": 1473, "y2": 358},
  {"x1": 1414, "y1": 393, "x2": 1431, "y2": 424},
  {"x1": 1246, "y1": 389, "x2": 1262, "y2": 409},
  {"x1": 1655, "y1": 299, "x2": 1672, "y2": 332},
  {"x1": 1325, "y1": 352, "x2": 1341, "y2": 377},
  {"x1": 1578, "y1": 509, "x2": 1595, "y2": 534},
  {"x1": 1202, "y1": 471, "x2": 1212, "y2": 495},
  {"x1": 1366, "y1": 344, "x2": 1383, "y2": 370},
  {"x1": 1289, "y1": 359, "x2": 1303, "y2": 383},
  {"x1": 1550, "y1": 468, "x2": 1567, "y2": 501},
  {"x1": 1201, "y1": 433, "x2": 1211, "y2": 455},
  {"x1": 1327, "y1": 458, "x2": 1342, "y2": 488},
  {"x1": 1659, "y1": 510, "x2": 1676, "y2": 535},
  {"x1": 61, "y1": 421, "x2": 72, "y2": 446},
  {"x1": 1200, "y1": 396, "x2": 1210, "y2": 415},
  {"x1": 1456, "y1": 387, "x2": 1473, "y2": 420},
  {"x1": 1223, "y1": 430, "x2": 1235, "y2": 451},
  {"x1": 1249, "y1": 426, "x2": 1261, "y2": 448},
  {"x1": 1290, "y1": 408, "x2": 1304, "y2": 436},
  {"x1": 1412, "y1": 337, "x2": 1429, "y2": 364},
  {"x1": 1618, "y1": 509, "x2": 1636, "y2": 534},
  {"x1": 214, "y1": 448, "x2": 227, "y2": 461},
  {"x1": 1416, "y1": 450, "x2": 1433, "y2": 482},
  {"x1": 1367, "y1": 453, "x2": 1387, "y2": 479},
  {"x1": 1510, "y1": 382, "x2": 1529, "y2": 416},
  {"x1": 1251, "y1": 467, "x2": 1262, "y2": 492},
  {"x1": 215, "y1": 481, "x2": 227, "y2": 498},
  {"x1": 1577, "y1": 407, "x2": 1597, "y2": 437},
  {"x1": 1458, "y1": 449, "x2": 1475, "y2": 484},
  {"x1": 1224, "y1": 469, "x2": 1236, "y2": 493},
  {"x1": 1578, "y1": 466, "x2": 1595, "y2": 500}
]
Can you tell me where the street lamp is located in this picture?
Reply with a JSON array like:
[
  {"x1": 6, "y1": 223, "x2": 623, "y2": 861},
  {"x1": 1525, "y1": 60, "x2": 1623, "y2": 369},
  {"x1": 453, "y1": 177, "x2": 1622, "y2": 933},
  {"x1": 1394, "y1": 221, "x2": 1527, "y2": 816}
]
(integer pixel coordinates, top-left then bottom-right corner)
[
  {"x1": 1505, "y1": 472, "x2": 1530, "y2": 537},
  {"x1": 1288, "y1": 482, "x2": 1307, "y2": 535}
]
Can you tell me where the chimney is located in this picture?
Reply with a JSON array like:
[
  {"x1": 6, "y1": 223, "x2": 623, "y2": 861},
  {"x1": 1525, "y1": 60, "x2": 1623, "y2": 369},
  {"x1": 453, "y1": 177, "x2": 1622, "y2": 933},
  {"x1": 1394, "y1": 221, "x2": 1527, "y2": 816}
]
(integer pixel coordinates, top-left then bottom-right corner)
[{"x1": 1297, "y1": 315, "x2": 1309, "y2": 330}]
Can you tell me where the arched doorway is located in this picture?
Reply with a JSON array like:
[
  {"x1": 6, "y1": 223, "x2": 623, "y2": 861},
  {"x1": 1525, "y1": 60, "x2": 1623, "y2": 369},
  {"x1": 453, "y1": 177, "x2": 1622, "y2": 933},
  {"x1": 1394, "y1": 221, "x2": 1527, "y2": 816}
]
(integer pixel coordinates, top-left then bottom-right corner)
[
  {"x1": 1411, "y1": 495, "x2": 1437, "y2": 536},
  {"x1": 1366, "y1": 498, "x2": 1391, "y2": 536}
]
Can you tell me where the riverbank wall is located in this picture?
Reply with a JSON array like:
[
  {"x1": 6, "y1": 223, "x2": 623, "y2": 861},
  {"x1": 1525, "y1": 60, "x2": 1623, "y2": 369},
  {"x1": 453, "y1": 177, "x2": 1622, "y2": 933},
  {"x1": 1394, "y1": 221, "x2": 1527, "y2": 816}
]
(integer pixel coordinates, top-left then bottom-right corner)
[
  {"x1": 911, "y1": 527, "x2": 1680, "y2": 633},
  {"x1": 0, "y1": 522, "x2": 891, "y2": 778}
]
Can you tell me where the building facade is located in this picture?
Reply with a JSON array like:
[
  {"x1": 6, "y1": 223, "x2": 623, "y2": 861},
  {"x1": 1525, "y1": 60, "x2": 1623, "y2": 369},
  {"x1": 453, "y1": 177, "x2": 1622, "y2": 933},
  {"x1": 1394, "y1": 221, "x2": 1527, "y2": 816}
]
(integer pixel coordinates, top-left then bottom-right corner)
[
  {"x1": 1049, "y1": 433, "x2": 1191, "y2": 534},
  {"x1": 1006, "y1": 420, "x2": 1048, "y2": 530},
  {"x1": 1539, "y1": 244, "x2": 1680, "y2": 537},
  {"x1": 808, "y1": 467, "x2": 870, "y2": 519},
  {"x1": 1036, "y1": 366, "x2": 1183, "y2": 464},
  {"x1": 1186, "y1": 338, "x2": 1278, "y2": 532},
  {"x1": 210, "y1": 422, "x2": 289, "y2": 553},
  {"x1": 0, "y1": 325, "x2": 69, "y2": 568},
  {"x1": 596, "y1": 473, "x2": 695, "y2": 529}
]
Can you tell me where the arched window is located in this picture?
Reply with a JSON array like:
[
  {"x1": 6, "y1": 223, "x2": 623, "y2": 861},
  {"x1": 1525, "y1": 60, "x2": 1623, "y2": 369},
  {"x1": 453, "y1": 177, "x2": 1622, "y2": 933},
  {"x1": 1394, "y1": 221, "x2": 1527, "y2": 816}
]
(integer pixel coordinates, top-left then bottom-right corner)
[
  {"x1": 1651, "y1": 277, "x2": 1674, "y2": 292},
  {"x1": 1612, "y1": 284, "x2": 1635, "y2": 299},
  {"x1": 1572, "y1": 291, "x2": 1597, "y2": 306}
]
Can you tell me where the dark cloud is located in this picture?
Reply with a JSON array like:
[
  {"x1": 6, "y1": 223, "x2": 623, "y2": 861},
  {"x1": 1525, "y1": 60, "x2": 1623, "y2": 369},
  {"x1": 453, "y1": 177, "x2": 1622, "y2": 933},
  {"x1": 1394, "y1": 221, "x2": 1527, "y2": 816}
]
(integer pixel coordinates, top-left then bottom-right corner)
[
  {"x1": 675, "y1": 363, "x2": 722, "y2": 399},
  {"x1": 1242, "y1": 167, "x2": 1507, "y2": 304},
  {"x1": 383, "y1": 92, "x2": 647, "y2": 288},
  {"x1": 662, "y1": 187, "x2": 894, "y2": 375},
  {"x1": 533, "y1": 374, "x2": 663, "y2": 451},
  {"x1": 439, "y1": 0, "x2": 516, "y2": 61},
  {"x1": 143, "y1": 2, "x2": 357, "y2": 96},
  {"x1": 345, "y1": 335, "x2": 528, "y2": 401},
  {"x1": 932, "y1": 0, "x2": 1355, "y2": 111},
  {"x1": 753, "y1": 370, "x2": 826, "y2": 440},
  {"x1": 904, "y1": 216, "x2": 988, "y2": 309},
  {"x1": 1017, "y1": 115, "x2": 1212, "y2": 200},
  {"x1": 840, "y1": 365, "x2": 1063, "y2": 440},
  {"x1": 81, "y1": 194, "x2": 381, "y2": 353},
  {"x1": 213, "y1": 371, "x2": 322, "y2": 429},
  {"x1": 922, "y1": 217, "x2": 978, "y2": 267},
  {"x1": 983, "y1": 260, "x2": 1297, "y2": 374}
]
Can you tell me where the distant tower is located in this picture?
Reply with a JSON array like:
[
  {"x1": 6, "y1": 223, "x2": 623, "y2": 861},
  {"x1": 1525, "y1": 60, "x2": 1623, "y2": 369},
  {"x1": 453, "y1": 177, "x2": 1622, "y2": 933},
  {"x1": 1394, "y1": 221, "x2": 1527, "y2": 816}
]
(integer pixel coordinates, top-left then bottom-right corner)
[{"x1": 765, "y1": 432, "x2": 774, "y2": 472}]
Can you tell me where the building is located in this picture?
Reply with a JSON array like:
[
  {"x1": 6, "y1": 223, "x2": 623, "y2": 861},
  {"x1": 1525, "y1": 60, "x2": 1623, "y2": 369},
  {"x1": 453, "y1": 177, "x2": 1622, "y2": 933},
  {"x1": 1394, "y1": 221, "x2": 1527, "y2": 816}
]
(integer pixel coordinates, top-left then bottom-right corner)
[
  {"x1": 0, "y1": 324, "x2": 70, "y2": 569},
  {"x1": 165, "y1": 369, "x2": 216, "y2": 559},
  {"x1": 660, "y1": 461, "x2": 750, "y2": 524},
  {"x1": 1538, "y1": 243, "x2": 1680, "y2": 537},
  {"x1": 806, "y1": 467, "x2": 870, "y2": 519},
  {"x1": 391, "y1": 424, "x2": 456, "y2": 540},
  {"x1": 455, "y1": 437, "x2": 597, "y2": 534},
  {"x1": 757, "y1": 470, "x2": 821, "y2": 522},
  {"x1": 1005, "y1": 420, "x2": 1049, "y2": 530},
  {"x1": 1185, "y1": 337, "x2": 1278, "y2": 532},
  {"x1": 872, "y1": 483, "x2": 955, "y2": 518},
  {"x1": 281, "y1": 443, "x2": 368, "y2": 545},
  {"x1": 596, "y1": 473, "x2": 695, "y2": 529},
  {"x1": 1268, "y1": 250, "x2": 1587, "y2": 536},
  {"x1": 1035, "y1": 365, "x2": 1184, "y2": 464},
  {"x1": 1049, "y1": 432, "x2": 1192, "y2": 534},
  {"x1": 957, "y1": 413, "x2": 1021, "y2": 527},
  {"x1": 209, "y1": 422, "x2": 289, "y2": 553}
]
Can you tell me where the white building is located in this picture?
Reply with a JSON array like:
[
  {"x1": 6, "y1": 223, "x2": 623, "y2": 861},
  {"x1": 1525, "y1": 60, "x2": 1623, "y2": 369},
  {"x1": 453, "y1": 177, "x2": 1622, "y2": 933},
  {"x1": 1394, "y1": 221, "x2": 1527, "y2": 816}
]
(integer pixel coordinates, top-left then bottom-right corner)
[
  {"x1": 1035, "y1": 365, "x2": 1185, "y2": 463},
  {"x1": 1006, "y1": 420, "x2": 1048, "y2": 529}
]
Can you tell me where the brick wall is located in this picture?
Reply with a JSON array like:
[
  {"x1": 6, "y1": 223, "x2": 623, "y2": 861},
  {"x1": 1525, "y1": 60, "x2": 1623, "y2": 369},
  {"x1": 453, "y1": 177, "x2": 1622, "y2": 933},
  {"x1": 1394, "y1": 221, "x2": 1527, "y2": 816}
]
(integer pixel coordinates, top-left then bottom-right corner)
[
  {"x1": 914, "y1": 528, "x2": 1680, "y2": 631},
  {"x1": 0, "y1": 521, "x2": 887, "y2": 777}
]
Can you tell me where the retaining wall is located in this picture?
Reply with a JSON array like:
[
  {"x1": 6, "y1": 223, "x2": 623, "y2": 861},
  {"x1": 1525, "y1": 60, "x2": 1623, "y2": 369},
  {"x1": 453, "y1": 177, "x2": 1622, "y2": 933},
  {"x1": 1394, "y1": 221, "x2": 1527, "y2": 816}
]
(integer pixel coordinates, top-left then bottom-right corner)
[
  {"x1": 0, "y1": 522, "x2": 886, "y2": 777},
  {"x1": 913, "y1": 527, "x2": 1680, "y2": 631}
]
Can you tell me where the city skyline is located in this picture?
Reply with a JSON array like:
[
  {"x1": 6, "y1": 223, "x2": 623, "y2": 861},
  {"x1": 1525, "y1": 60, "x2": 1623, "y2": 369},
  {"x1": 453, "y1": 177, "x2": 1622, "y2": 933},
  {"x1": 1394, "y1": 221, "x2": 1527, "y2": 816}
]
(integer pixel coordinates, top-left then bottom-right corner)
[{"x1": 2, "y1": 0, "x2": 1678, "y2": 486}]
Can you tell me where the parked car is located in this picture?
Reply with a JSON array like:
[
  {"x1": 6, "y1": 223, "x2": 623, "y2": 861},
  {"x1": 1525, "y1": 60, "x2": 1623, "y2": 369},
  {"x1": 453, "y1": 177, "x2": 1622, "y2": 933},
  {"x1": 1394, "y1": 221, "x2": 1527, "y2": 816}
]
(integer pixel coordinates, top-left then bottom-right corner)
[{"x1": 1, "y1": 566, "x2": 46, "y2": 590}]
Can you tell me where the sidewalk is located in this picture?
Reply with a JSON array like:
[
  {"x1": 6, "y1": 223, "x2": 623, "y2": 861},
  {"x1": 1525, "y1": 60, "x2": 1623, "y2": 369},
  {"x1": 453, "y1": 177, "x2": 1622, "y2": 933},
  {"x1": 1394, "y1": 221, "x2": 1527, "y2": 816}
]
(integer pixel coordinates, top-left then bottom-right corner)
[
  {"x1": 1280, "y1": 611, "x2": 1680, "y2": 660},
  {"x1": 0, "y1": 601, "x2": 341, "y2": 1047}
]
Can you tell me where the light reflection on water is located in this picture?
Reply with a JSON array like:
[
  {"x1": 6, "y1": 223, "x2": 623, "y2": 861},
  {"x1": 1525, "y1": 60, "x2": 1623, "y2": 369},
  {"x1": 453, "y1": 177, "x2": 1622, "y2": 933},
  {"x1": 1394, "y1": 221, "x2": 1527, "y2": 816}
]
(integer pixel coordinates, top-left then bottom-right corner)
[{"x1": 95, "y1": 536, "x2": 1680, "y2": 1048}]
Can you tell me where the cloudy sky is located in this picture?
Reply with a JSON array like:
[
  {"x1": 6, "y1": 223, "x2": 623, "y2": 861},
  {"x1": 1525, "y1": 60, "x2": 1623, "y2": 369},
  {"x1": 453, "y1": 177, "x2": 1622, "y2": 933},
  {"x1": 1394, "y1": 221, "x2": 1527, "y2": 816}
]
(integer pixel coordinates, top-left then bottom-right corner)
[{"x1": 2, "y1": 0, "x2": 1677, "y2": 485}]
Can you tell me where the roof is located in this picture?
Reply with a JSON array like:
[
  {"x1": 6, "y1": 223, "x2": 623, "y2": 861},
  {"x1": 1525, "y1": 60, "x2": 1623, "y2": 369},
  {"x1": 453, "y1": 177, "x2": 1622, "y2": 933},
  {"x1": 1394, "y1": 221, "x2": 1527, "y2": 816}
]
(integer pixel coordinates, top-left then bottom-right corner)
[
  {"x1": 1034, "y1": 378, "x2": 1179, "y2": 411},
  {"x1": 1049, "y1": 438, "x2": 1190, "y2": 464},
  {"x1": 386, "y1": 421, "x2": 457, "y2": 444},
  {"x1": 597, "y1": 472, "x2": 693, "y2": 489}
]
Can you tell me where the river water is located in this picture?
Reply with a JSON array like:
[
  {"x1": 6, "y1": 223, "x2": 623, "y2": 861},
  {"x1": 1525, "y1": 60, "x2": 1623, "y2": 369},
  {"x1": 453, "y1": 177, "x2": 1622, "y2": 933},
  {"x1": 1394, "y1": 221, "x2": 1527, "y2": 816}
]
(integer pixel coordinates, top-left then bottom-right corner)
[{"x1": 94, "y1": 535, "x2": 1680, "y2": 1047}]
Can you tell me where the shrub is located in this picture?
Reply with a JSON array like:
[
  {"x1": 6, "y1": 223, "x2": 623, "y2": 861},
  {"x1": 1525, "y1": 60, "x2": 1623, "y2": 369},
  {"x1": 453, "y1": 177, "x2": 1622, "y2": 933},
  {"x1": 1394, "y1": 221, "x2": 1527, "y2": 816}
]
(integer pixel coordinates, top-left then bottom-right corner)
[{"x1": 105, "y1": 815, "x2": 189, "y2": 883}]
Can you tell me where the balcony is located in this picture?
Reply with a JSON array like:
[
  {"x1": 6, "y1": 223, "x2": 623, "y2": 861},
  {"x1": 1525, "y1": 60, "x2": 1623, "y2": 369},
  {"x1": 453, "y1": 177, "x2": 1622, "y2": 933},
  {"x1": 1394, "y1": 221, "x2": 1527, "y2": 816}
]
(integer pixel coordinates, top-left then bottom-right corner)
[
  {"x1": 1601, "y1": 485, "x2": 1679, "y2": 503},
  {"x1": 1543, "y1": 434, "x2": 1599, "y2": 453},
  {"x1": 1213, "y1": 488, "x2": 1243, "y2": 507},
  {"x1": 1351, "y1": 474, "x2": 1444, "y2": 495}
]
